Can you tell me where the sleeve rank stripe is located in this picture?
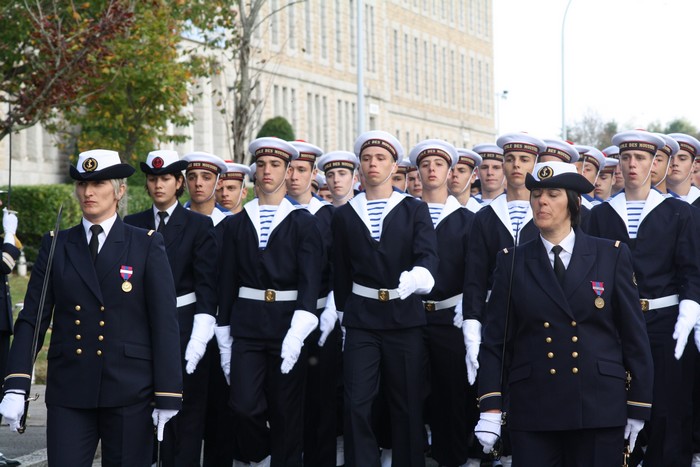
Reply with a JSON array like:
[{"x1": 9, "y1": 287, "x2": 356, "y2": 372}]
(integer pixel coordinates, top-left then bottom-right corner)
[
  {"x1": 4, "y1": 373, "x2": 31, "y2": 381},
  {"x1": 155, "y1": 391, "x2": 182, "y2": 398},
  {"x1": 627, "y1": 400, "x2": 652, "y2": 408},
  {"x1": 478, "y1": 392, "x2": 501, "y2": 402},
  {"x1": 2, "y1": 252, "x2": 15, "y2": 269}
]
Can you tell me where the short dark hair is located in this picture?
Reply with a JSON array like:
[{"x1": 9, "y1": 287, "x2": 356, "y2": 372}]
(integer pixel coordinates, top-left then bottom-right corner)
[
  {"x1": 144, "y1": 172, "x2": 186, "y2": 199},
  {"x1": 566, "y1": 189, "x2": 581, "y2": 228}
]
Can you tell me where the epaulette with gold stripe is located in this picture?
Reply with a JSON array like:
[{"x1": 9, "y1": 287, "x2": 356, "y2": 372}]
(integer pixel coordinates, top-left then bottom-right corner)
[{"x1": 147, "y1": 230, "x2": 155, "y2": 236}]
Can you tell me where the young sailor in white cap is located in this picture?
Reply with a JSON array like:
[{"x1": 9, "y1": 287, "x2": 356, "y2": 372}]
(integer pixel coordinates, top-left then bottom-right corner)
[
  {"x1": 594, "y1": 157, "x2": 619, "y2": 201},
  {"x1": 602, "y1": 145, "x2": 625, "y2": 196},
  {"x1": 573, "y1": 144, "x2": 606, "y2": 207},
  {"x1": 124, "y1": 149, "x2": 218, "y2": 466},
  {"x1": 287, "y1": 140, "x2": 343, "y2": 467},
  {"x1": 473, "y1": 144, "x2": 506, "y2": 205},
  {"x1": 182, "y1": 151, "x2": 231, "y2": 226},
  {"x1": 392, "y1": 158, "x2": 411, "y2": 192},
  {"x1": 666, "y1": 133, "x2": 700, "y2": 205},
  {"x1": 450, "y1": 148, "x2": 483, "y2": 212},
  {"x1": 317, "y1": 151, "x2": 359, "y2": 207},
  {"x1": 475, "y1": 160, "x2": 653, "y2": 465},
  {"x1": 216, "y1": 161, "x2": 250, "y2": 214},
  {"x1": 332, "y1": 130, "x2": 438, "y2": 467},
  {"x1": 410, "y1": 139, "x2": 483, "y2": 467},
  {"x1": 0, "y1": 149, "x2": 182, "y2": 465},
  {"x1": 650, "y1": 133, "x2": 680, "y2": 196},
  {"x1": 587, "y1": 129, "x2": 700, "y2": 466},
  {"x1": 406, "y1": 162, "x2": 423, "y2": 198},
  {"x1": 215, "y1": 137, "x2": 323, "y2": 466}
]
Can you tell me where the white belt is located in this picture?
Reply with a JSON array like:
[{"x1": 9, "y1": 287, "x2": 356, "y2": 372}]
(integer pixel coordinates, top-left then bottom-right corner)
[
  {"x1": 640, "y1": 294, "x2": 679, "y2": 312},
  {"x1": 176, "y1": 292, "x2": 197, "y2": 308},
  {"x1": 352, "y1": 283, "x2": 400, "y2": 302},
  {"x1": 239, "y1": 286, "x2": 298, "y2": 303},
  {"x1": 423, "y1": 293, "x2": 462, "y2": 312},
  {"x1": 316, "y1": 297, "x2": 327, "y2": 310}
]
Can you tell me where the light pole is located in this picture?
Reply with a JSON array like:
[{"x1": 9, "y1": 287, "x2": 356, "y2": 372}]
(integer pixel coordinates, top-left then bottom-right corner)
[{"x1": 561, "y1": 0, "x2": 574, "y2": 140}]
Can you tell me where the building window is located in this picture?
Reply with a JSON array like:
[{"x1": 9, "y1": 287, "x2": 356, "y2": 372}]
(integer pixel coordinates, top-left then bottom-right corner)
[
  {"x1": 450, "y1": 50, "x2": 455, "y2": 104},
  {"x1": 337, "y1": 99, "x2": 344, "y2": 148},
  {"x1": 470, "y1": 57, "x2": 475, "y2": 111},
  {"x1": 433, "y1": 43, "x2": 438, "y2": 101},
  {"x1": 305, "y1": 1, "x2": 312, "y2": 53},
  {"x1": 288, "y1": 2, "x2": 296, "y2": 49},
  {"x1": 271, "y1": 0, "x2": 279, "y2": 45},
  {"x1": 461, "y1": 53, "x2": 467, "y2": 109},
  {"x1": 486, "y1": 62, "x2": 491, "y2": 116},
  {"x1": 291, "y1": 88, "x2": 297, "y2": 128},
  {"x1": 321, "y1": 2, "x2": 328, "y2": 59},
  {"x1": 414, "y1": 37, "x2": 420, "y2": 95},
  {"x1": 322, "y1": 96, "x2": 329, "y2": 148},
  {"x1": 404, "y1": 33, "x2": 409, "y2": 93},
  {"x1": 274, "y1": 84, "x2": 280, "y2": 116},
  {"x1": 307, "y1": 93, "x2": 314, "y2": 141},
  {"x1": 476, "y1": 0, "x2": 481, "y2": 35},
  {"x1": 478, "y1": 60, "x2": 483, "y2": 113},
  {"x1": 335, "y1": 0, "x2": 342, "y2": 63},
  {"x1": 394, "y1": 30, "x2": 399, "y2": 91},
  {"x1": 442, "y1": 46, "x2": 447, "y2": 103},
  {"x1": 350, "y1": 0, "x2": 356, "y2": 67},
  {"x1": 424, "y1": 40, "x2": 429, "y2": 97}
]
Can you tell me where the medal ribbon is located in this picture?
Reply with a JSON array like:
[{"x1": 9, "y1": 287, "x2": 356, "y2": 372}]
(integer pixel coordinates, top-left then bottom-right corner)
[
  {"x1": 120, "y1": 265, "x2": 133, "y2": 281},
  {"x1": 591, "y1": 281, "x2": 604, "y2": 297}
]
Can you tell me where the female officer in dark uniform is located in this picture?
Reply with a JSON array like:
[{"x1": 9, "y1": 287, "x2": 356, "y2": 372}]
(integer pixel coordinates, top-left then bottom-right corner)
[
  {"x1": 0, "y1": 149, "x2": 182, "y2": 466},
  {"x1": 475, "y1": 161, "x2": 653, "y2": 466}
]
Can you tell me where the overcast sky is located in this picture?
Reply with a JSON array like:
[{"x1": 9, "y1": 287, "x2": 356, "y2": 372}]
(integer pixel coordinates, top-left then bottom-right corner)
[{"x1": 493, "y1": 0, "x2": 700, "y2": 139}]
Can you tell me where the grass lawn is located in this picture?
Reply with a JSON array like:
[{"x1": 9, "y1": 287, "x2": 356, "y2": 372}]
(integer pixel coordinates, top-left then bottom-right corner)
[{"x1": 9, "y1": 272, "x2": 50, "y2": 384}]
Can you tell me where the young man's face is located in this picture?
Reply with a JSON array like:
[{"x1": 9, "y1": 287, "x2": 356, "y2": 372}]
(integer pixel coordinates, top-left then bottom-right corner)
[
  {"x1": 186, "y1": 169, "x2": 220, "y2": 205},
  {"x1": 216, "y1": 179, "x2": 247, "y2": 211},
  {"x1": 256, "y1": 156, "x2": 290, "y2": 194},
  {"x1": 406, "y1": 170, "x2": 423, "y2": 197},
  {"x1": 503, "y1": 151, "x2": 536, "y2": 188},
  {"x1": 448, "y1": 163, "x2": 474, "y2": 196},
  {"x1": 650, "y1": 152, "x2": 671, "y2": 186},
  {"x1": 667, "y1": 150, "x2": 694, "y2": 186},
  {"x1": 576, "y1": 159, "x2": 599, "y2": 186},
  {"x1": 619, "y1": 150, "x2": 657, "y2": 191},
  {"x1": 147, "y1": 173, "x2": 182, "y2": 209},
  {"x1": 391, "y1": 173, "x2": 407, "y2": 192},
  {"x1": 325, "y1": 168, "x2": 355, "y2": 199},
  {"x1": 418, "y1": 155, "x2": 451, "y2": 191},
  {"x1": 360, "y1": 146, "x2": 396, "y2": 188},
  {"x1": 594, "y1": 172, "x2": 613, "y2": 200},
  {"x1": 286, "y1": 160, "x2": 316, "y2": 197},
  {"x1": 479, "y1": 159, "x2": 505, "y2": 193}
]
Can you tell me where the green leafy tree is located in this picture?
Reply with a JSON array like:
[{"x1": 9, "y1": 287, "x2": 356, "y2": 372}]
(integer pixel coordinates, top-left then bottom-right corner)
[{"x1": 256, "y1": 116, "x2": 295, "y2": 140}]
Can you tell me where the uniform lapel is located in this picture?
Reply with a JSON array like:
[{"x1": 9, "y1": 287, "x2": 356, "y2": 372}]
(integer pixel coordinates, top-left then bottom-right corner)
[
  {"x1": 349, "y1": 193, "x2": 373, "y2": 237},
  {"x1": 266, "y1": 197, "x2": 296, "y2": 245},
  {"x1": 164, "y1": 204, "x2": 186, "y2": 250},
  {"x1": 638, "y1": 188, "x2": 665, "y2": 228},
  {"x1": 562, "y1": 231, "x2": 595, "y2": 300},
  {"x1": 65, "y1": 225, "x2": 103, "y2": 303},
  {"x1": 435, "y1": 195, "x2": 461, "y2": 228},
  {"x1": 606, "y1": 191, "x2": 628, "y2": 232},
  {"x1": 489, "y1": 194, "x2": 513, "y2": 240},
  {"x1": 524, "y1": 240, "x2": 574, "y2": 318},
  {"x1": 686, "y1": 186, "x2": 700, "y2": 205},
  {"x1": 243, "y1": 199, "x2": 261, "y2": 243},
  {"x1": 95, "y1": 217, "x2": 128, "y2": 285}
]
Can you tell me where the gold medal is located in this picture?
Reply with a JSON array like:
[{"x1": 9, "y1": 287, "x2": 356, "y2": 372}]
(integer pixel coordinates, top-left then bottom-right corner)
[
  {"x1": 594, "y1": 296, "x2": 604, "y2": 309},
  {"x1": 122, "y1": 281, "x2": 133, "y2": 293}
]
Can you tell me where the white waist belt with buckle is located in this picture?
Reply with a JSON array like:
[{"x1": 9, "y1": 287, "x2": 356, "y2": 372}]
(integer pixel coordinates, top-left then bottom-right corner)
[
  {"x1": 176, "y1": 292, "x2": 197, "y2": 308},
  {"x1": 423, "y1": 293, "x2": 462, "y2": 312},
  {"x1": 640, "y1": 294, "x2": 679, "y2": 312},
  {"x1": 239, "y1": 286, "x2": 298, "y2": 303},
  {"x1": 352, "y1": 283, "x2": 400, "y2": 302},
  {"x1": 316, "y1": 297, "x2": 328, "y2": 309}
]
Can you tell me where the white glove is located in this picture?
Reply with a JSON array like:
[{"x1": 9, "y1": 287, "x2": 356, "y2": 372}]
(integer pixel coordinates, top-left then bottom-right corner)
[
  {"x1": 463, "y1": 319, "x2": 481, "y2": 385},
  {"x1": 453, "y1": 300, "x2": 464, "y2": 328},
  {"x1": 281, "y1": 310, "x2": 319, "y2": 374},
  {"x1": 152, "y1": 408, "x2": 179, "y2": 441},
  {"x1": 474, "y1": 412, "x2": 502, "y2": 454},
  {"x1": 185, "y1": 313, "x2": 216, "y2": 374},
  {"x1": 624, "y1": 418, "x2": 645, "y2": 451},
  {"x1": 214, "y1": 325, "x2": 233, "y2": 385},
  {"x1": 0, "y1": 392, "x2": 25, "y2": 432},
  {"x1": 397, "y1": 266, "x2": 435, "y2": 300},
  {"x1": 3, "y1": 208, "x2": 17, "y2": 245},
  {"x1": 318, "y1": 292, "x2": 338, "y2": 347},
  {"x1": 673, "y1": 299, "x2": 700, "y2": 360}
]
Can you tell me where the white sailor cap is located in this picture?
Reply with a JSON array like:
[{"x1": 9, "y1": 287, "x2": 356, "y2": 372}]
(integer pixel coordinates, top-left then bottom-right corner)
[
  {"x1": 541, "y1": 139, "x2": 580, "y2": 163},
  {"x1": 573, "y1": 145, "x2": 606, "y2": 171},
  {"x1": 409, "y1": 139, "x2": 458, "y2": 168},
  {"x1": 317, "y1": 151, "x2": 359, "y2": 173},
  {"x1": 526, "y1": 161, "x2": 594, "y2": 194},
  {"x1": 655, "y1": 133, "x2": 680, "y2": 158},
  {"x1": 456, "y1": 148, "x2": 483, "y2": 169},
  {"x1": 396, "y1": 158, "x2": 412, "y2": 175},
  {"x1": 221, "y1": 161, "x2": 250, "y2": 182},
  {"x1": 600, "y1": 157, "x2": 619, "y2": 174},
  {"x1": 612, "y1": 130, "x2": 665, "y2": 155},
  {"x1": 602, "y1": 145, "x2": 620, "y2": 159},
  {"x1": 496, "y1": 133, "x2": 546, "y2": 156},
  {"x1": 354, "y1": 130, "x2": 404, "y2": 161},
  {"x1": 249, "y1": 137, "x2": 298, "y2": 163},
  {"x1": 140, "y1": 150, "x2": 187, "y2": 175},
  {"x1": 472, "y1": 143, "x2": 504, "y2": 162},
  {"x1": 312, "y1": 173, "x2": 326, "y2": 191},
  {"x1": 290, "y1": 140, "x2": 324, "y2": 164},
  {"x1": 71, "y1": 149, "x2": 135, "y2": 181},
  {"x1": 182, "y1": 151, "x2": 228, "y2": 174},
  {"x1": 248, "y1": 163, "x2": 257, "y2": 183},
  {"x1": 668, "y1": 133, "x2": 700, "y2": 159}
]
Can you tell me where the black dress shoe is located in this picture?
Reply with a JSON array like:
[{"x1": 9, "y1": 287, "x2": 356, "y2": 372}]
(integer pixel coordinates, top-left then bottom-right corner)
[{"x1": 0, "y1": 453, "x2": 19, "y2": 466}]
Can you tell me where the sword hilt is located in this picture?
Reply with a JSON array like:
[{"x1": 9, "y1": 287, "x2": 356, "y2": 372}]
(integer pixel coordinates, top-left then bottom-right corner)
[{"x1": 16, "y1": 393, "x2": 39, "y2": 434}]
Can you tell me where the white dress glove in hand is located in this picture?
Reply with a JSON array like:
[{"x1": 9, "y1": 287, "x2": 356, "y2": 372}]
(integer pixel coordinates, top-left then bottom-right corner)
[
  {"x1": 185, "y1": 313, "x2": 216, "y2": 374},
  {"x1": 280, "y1": 310, "x2": 319, "y2": 374},
  {"x1": 3, "y1": 208, "x2": 17, "y2": 245},
  {"x1": 152, "y1": 408, "x2": 179, "y2": 441},
  {"x1": 673, "y1": 299, "x2": 700, "y2": 360},
  {"x1": 214, "y1": 325, "x2": 233, "y2": 385},
  {"x1": 0, "y1": 392, "x2": 26, "y2": 432},
  {"x1": 453, "y1": 300, "x2": 464, "y2": 328},
  {"x1": 463, "y1": 319, "x2": 481, "y2": 385},
  {"x1": 318, "y1": 291, "x2": 338, "y2": 347},
  {"x1": 624, "y1": 418, "x2": 645, "y2": 451},
  {"x1": 397, "y1": 266, "x2": 435, "y2": 300},
  {"x1": 474, "y1": 412, "x2": 502, "y2": 454}
]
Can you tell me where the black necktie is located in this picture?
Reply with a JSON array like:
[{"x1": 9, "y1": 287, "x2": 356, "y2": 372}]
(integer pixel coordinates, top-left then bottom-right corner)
[
  {"x1": 89, "y1": 224, "x2": 103, "y2": 262},
  {"x1": 552, "y1": 245, "x2": 566, "y2": 285},
  {"x1": 157, "y1": 211, "x2": 169, "y2": 233}
]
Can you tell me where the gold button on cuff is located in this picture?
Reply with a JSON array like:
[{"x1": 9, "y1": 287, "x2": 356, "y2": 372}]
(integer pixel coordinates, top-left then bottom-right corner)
[
  {"x1": 571, "y1": 321, "x2": 577, "y2": 327},
  {"x1": 550, "y1": 369, "x2": 556, "y2": 375},
  {"x1": 100, "y1": 306, "x2": 105, "y2": 311},
  {"x1": 546, "y1": 337, "x2": 552, "y2": 343},
  {"x1": 99, "y1": 321, "x2": 105, "y2": 327},
  {"x1": 547, "y1": 352, "x2": 554, "y2": 358},
  {"x1": 75, "y1": 334, "x2": 81, "y2": 340},
  {"x1": 572, "y1": 367, "x2": 579, "y2": 374},
  {"x1": 76, "y1": 349, "x2": 82, "y2": 355},
  {"x1": 572, "y1": 351, "x2": 579, "y2": 358},
  {"x1": 572, "y1": 336, "x2": 578, "y2": 343},
  {"x1": 97, "y1": 350, "x2": 102, "y2": 356},
  {"x1": 98, "y1": 335, "x2": 104, "y2": 341},
  {"x1": 75, "y1": 319, "x2": 81, "y2": 325},
  {"x1": 75, "y1": 305, "x2": 81, "y2": 311},
  {"x1": 544, "y1": 322, "x2": 550, "y2": 328}
]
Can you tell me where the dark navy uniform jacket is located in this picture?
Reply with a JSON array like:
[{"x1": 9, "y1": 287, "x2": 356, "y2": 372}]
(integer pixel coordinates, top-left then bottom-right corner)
[
  {"x1": 0, "y1": 242, "x2": 21, "y2": 334},
  {"x1": 478, "y1": 230, "x2": 653, "y2": 431},
  {"x1": 587, "y1": 190, "x2": 700, "y2": 327},
  {"x1": 217, "y1": 196, "x2": 323, "y2": 339},
  {"x1": 124, "y1": 203, "x2": 218, "y2": 344},
  {"x1": 332, "y1": 191, "x2": 439, "y2": 330},
  {"x1": 463, "y1": 193, "x2": 539, "y2": 322},
  {"x1": 305, "y1": 195, "x2": 335, "y2": 299},
  {"x1": 4, "y1": 217, "x2": 182, "y2": 410},
  {"x1": 424, "y1": 196, "x2": 474, "y2": 326}
]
